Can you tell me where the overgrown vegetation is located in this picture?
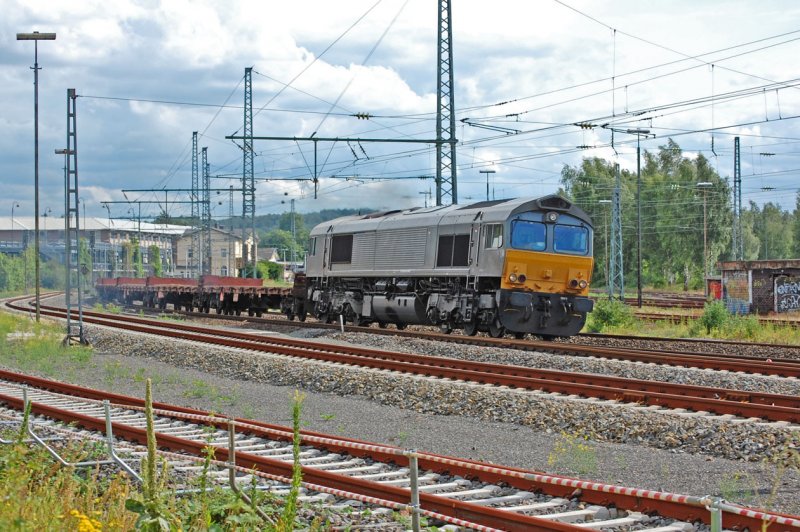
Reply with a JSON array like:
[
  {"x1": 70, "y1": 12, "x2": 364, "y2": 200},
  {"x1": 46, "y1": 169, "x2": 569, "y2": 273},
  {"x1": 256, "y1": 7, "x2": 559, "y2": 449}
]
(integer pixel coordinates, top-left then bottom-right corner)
[
  {"x1": 0, "y1": 381, "x2": 332, "y2": 530},
  {"x1": 0, "y1": 311, "x2": 93, "y2": 376},
  {"x1": 583, "y1": 298, "x2": 800, "y2": 344}
]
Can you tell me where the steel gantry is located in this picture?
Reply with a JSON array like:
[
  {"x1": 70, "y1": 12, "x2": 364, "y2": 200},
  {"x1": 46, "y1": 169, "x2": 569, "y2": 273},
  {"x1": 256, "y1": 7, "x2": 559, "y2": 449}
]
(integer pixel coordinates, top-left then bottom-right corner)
[
  {"x1": 436, "y1": 0, "x2": 457, "y2": 206},
  {"x1": 201, "y1": 147, "x2": 211, "y2": 275},
  {"x1": 732, "y1": 136, "x2": 743, "y2": 260},
  {"x1": 63, "y1": 88, "x2": 87, "y2": 345},
  {"x1": 191, "y1": 132, "x2": 201, "y2": 276},
  {"x1": 609, "y1": 163, "x2": 624, "y2": 301},
  {"x1": 242, "y1": 67, "x2": 256, "y2": 277}
]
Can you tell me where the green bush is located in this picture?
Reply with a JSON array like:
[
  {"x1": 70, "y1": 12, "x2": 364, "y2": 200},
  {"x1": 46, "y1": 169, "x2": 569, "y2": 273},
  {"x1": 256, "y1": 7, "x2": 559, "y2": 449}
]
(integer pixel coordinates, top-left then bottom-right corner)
[
  {"x1": 587, "y1": 298, "x2": 633, "y2": 332},
  {"x1": 699, "y1": 300, "x2": 730, "y2": 333}
]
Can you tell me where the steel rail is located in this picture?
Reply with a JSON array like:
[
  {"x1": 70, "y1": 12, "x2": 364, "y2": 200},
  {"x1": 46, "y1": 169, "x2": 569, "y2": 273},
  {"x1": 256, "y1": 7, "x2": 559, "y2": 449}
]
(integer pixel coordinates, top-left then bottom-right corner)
[
  {"x1": 0, "y1": 370, "x2": 797, "y2": 530},
  {"x1": 20, "y1": 301, "x2": 800, "y2": 423},
  {"x1": 0, "y1": 389, "x2": 578, "y2": 531},
  {"x1": 116, "y1": 299, "x2": 800, "y2": 377}
]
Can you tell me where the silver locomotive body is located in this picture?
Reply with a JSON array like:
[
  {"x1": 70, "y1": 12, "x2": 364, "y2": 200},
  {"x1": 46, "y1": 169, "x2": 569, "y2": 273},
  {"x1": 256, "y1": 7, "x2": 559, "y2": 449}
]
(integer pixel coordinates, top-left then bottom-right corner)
[{"x1": 299, "y1": 195, "x2": 594, "y2": 338}]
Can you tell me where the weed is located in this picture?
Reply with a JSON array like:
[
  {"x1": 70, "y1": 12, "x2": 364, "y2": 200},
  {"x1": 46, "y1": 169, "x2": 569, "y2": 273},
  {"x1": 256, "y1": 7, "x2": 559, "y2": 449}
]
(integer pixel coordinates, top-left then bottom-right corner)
[
  {"x1": 547, "y1": 431, "x2": 598, "y2": 476},
  {"x1": 320, "y1": 413, "x2": 336, "y2": 421}
]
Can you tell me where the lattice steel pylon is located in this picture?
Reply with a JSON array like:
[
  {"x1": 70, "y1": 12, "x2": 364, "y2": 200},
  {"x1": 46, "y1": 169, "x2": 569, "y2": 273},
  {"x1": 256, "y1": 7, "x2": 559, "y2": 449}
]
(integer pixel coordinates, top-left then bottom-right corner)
[
  {"x1": 191, "y1": 131, "x2": 201, "y2": 276},
  {"x1": 242, "y1": 66, "x2": 256, "y2": 277},
  {"x1": 64, "y1": 88, "x2": 87, "y2": 345},
  {"x1": 609, "y1": 163, "x2": 624, "y2": 300},
  {"x1": 435, "y1": 0, "x2": 457, "y2": 206},
  {"x1": 732, "y1": 136, "x2": 743, "y2": 260},
  {"x1": 201, "y1": 147, "x2": 211, "y2": 275}
]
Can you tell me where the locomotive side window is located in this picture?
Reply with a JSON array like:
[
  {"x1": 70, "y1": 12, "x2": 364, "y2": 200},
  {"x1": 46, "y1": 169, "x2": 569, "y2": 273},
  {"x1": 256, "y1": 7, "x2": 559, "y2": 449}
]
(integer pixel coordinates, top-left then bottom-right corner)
[
  {"x1": 330, "y1": 234, "x2": 353, "y2": 263},
  {"x1": 436, "y1": 234, "x2": 470, "y2": 267},
  {"x1": 510, "y1": 220, "x2": 546, "y2": 251},
  {"x1": 308, "y1": 237, "x2": 316, "y2": 256},
  {"x1": 554, "y1": 225, "x2": 589, "y2": 254},
  {"x1": 483, "y1": 224, "x2": 503, "y2": 248}
]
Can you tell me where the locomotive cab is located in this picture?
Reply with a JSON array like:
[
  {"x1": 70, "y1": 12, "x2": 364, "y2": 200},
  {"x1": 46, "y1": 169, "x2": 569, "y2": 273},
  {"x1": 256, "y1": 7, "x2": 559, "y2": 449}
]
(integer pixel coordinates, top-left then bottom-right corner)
[{"x1": 498, "y1": 199, "x2": 594, "y2": 337}]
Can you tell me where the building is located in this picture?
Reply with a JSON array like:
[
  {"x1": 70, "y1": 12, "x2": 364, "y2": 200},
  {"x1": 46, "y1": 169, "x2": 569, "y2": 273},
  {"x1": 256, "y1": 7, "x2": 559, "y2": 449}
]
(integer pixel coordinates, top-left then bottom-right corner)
[
  {"x1": 0, "y1": 216, "x2": 188, "y2": 279},
  {"x1": 717, "y1": 259, "x2": 800, "y2": 315},
  {"x1": 174, "y1": 227, "x2": 251, "y2": 277}
]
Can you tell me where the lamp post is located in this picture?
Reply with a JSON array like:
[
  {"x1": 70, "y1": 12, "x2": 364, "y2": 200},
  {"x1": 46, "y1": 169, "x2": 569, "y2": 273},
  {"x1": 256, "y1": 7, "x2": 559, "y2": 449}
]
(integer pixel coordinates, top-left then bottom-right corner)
[
  {"x1": 42, "y1": 208, "x2": 52, "y2": 245},
  {"x1": 18, "y1": 30, "x2": 57, "y2": 322},
  {"x1": 697, "y1": 182, "x2": 712, "y2": 297},
  {"x1": 11, "y1": 202, "x2": 20, "y2": 243},
  {"x1": 598, "y1": 199, "x2": 612, "y2": 295},
  {"x1": 479, "y1": 169, "x2": 496, "y2": 201},
  {"x1": 626, "y1": 128, "x2": 653, "y2": 308}
]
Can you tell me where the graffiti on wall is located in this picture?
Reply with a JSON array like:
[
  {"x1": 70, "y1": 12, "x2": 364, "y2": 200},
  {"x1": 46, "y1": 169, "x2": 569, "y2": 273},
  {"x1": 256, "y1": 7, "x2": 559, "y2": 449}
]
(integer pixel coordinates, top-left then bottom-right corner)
[
  {"x1": 723, "y1": 270, "x2": 750, "y2": 314},
  {"x1": 775, "y1": 276, "x2": 800, "y2": 313}
]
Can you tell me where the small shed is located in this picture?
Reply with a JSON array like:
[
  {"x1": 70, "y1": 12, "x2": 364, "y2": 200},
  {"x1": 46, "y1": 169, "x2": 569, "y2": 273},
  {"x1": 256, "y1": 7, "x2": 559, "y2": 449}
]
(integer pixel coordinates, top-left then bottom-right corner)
[{"x1": 717, "y1": 259, "x2": 800, "y2": 315}]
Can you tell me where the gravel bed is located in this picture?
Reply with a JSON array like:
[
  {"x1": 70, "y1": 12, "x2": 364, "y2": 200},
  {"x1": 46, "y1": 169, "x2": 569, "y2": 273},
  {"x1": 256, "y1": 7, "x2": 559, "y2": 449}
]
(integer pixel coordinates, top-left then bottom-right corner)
[
  {"x1": 311, "y1": 330, "x2": 800, "y2": 397},
  {"x1": 4, "y1": 301, "x2": 799, "y2": 517},
  {"x1": 51, "y1": 323, "x2": 798, "y2": 516}
]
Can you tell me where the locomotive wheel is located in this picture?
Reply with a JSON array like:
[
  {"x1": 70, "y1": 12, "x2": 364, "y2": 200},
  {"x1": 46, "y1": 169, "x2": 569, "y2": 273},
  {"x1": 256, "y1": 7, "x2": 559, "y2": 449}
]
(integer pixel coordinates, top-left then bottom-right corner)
[
  {"x1": 235, "y1": 309, "x2": 241, "y2": 316},
  {"x1": 462, "y1": 321, "x2": 478, "y2": 336},
  {"x1": 287, "y1": 313, "x2": 295, "y2": 321},
  {"x1": 298, "y1": 312, "x2": 307, "y2": 322},
  {"x1": 439, "y1": 323, "x2": 452, "y2": 334},
  {"x1": 248, "y1": 309, "x2": 254, "y2": 317},
  {"x1": 488, "y1": 321, "x2": 505, "y2": 338}
]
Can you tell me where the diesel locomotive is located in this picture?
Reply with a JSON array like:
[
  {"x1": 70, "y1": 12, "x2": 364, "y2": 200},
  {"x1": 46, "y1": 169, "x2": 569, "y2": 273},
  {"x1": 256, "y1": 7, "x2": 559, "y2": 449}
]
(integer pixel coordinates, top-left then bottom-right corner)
[{"x1": 295, "y1": 194, "x2": 594, "y2": 338}]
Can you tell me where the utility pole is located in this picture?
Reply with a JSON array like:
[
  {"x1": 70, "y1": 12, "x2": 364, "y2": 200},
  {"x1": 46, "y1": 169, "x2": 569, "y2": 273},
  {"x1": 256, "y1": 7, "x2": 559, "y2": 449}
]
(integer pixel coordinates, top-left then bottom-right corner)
[
  {"x1": 609, "y1": 163, "x2": 624, "y2": 301},
  {"x1": 732, "y1": 136, "x2": 742, "y2": 260},
  {"x1": 290, "y1": 198, "x2": 296, "y2": 271},
  {"x1": 191, "y1": 131, "x2": 200, "y2": 276},
  {"x1": 436, "y1": 0, "x2": 457, "y2": 206},
  {"x1": 242, "y1": 66, "x2": 256, "y2": 277},
  {"x1": 62, "y1": 88, "x2": 86, "y2": 345},
  {"x1": 228, "y1": 185, "x2": 234, "y2": 276},
  {"x1": 202, "y1": 147, "x2": 211, "y2": 275},
  {"x1": 697, "y1": 182, "x2": 712, "y2": 297}
]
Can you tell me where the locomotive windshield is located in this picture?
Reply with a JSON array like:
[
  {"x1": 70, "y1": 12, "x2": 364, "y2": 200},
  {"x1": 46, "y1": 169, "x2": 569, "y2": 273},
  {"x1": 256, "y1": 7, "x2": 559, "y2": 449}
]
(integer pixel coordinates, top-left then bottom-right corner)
[
  {"x1": 510, "y1": 220, "x2": 546, "y2": 251},
  {"x1": 554, "y1": 224, "x2": 589, "y2": 254}
]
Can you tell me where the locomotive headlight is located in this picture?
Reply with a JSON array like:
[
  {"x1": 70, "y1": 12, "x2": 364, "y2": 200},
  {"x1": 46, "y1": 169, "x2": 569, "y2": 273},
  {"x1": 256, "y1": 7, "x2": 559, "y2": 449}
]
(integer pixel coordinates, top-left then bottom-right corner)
[
  {"x1": 509, "y1": 273, "x2": 518, "y2": 283},
  {"x1": 569, "y1": 279, "x2": 579, "y2": 288},
  {"x1": 545, "y1": 211, "x2": 558, "y2": 223},
  {"x1": 578, "y1": 279, "x2": 588, "y2": 289}
]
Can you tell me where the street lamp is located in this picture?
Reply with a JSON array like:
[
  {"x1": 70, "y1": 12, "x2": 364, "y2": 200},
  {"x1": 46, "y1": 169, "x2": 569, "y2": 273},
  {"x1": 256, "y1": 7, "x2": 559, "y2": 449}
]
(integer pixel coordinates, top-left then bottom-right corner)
[
  {"x1": 11, "y1": 202, "x2": 20, "y2": 243},
  {"x1": 697, "y1": 182, "x2": 712, "y2": 298},
  {"x1": 479, "y1": 169, "x2": 496, "y2": 201},
  {"x1": 626, "y1": 128, "x2": 654, "y2": 308},
  {"x1": 18, "y1": 30, "x2": 57, "y2": 322},
  {"x1": 42, "y1": 208, "x2": 52, "y2": 245},
  {"x1": 598, "y1": 199, "x2": 612, "y2": 295}
]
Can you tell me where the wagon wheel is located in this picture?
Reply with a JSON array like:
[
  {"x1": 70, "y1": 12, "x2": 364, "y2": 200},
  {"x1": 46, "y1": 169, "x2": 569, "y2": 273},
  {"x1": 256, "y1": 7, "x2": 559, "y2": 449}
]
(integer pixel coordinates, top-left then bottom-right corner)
[
  {"x1": 297, "y1": 312, "x2": 307, "y2": 322},
  {"x1": 439, "y1": 323, "x2": 452, "y2": 334},
  {"x1": 513, "y1": 332, "x2": 526, "y2": 339},
  {"x1": 378, "y1": 321, "x2": 388, "y2": 329},
  {"x1": 396, "y1": 322, "x2": 407, "y2": 330},
  {"x1": 488, "y1": 320, "x2": 505, "y2": 338},
  {"x1": 462, "y1": 320, "x2": 479, "y2": 336},
  {"x1": 287, "y1": 313, "x2": 295, "y2": 321}
]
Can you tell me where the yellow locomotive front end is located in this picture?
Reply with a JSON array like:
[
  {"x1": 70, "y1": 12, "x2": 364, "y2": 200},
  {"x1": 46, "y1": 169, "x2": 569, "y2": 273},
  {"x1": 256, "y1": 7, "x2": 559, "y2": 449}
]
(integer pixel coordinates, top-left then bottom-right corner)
[{"x1": 496, "y1": 210, "x2": 594, "y2": 337}]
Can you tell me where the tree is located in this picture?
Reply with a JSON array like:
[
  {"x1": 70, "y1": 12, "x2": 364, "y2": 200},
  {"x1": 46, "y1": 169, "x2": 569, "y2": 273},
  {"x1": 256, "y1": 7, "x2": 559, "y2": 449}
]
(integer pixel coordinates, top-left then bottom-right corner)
[
  {"x1": 148, "y1": 245, "x2": 163, "y2": 277},
  {"x1": 793, "y1": 191, "x2": 800, "y2": 257}
]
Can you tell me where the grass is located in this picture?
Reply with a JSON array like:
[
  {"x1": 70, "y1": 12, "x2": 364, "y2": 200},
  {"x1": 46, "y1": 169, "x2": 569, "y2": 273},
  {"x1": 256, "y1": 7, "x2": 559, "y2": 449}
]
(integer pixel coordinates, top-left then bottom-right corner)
[
  {"x1": 586, "y1": 298, "x2": 800, "y2": 345},
  {"x1": 0, "y1": 382, "x2": 334, "y2": 531},
  {"x1": 0, "y1": 311, "x2": 94, "y2": 377}
]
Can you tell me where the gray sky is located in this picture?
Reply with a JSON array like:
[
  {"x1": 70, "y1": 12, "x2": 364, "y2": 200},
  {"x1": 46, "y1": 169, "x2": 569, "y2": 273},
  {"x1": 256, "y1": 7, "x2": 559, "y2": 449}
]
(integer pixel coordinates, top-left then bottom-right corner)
[{"x1": 3, "y1": 0, "x2": 800, "y2": 223}]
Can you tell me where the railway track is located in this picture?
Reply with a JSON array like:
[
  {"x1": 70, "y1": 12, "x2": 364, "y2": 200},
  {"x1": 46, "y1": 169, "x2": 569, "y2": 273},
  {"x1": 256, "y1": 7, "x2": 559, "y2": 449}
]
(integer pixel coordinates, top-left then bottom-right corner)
[
  {"x1": 118, "y1": 301, "x2": 800, "y2": 378},
  {"x1": 1, "y1": 369, "x2": 797, "y2": 531},
  {"x1": 10, "y1": 299, "x2": 800, "y2": 425}
]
